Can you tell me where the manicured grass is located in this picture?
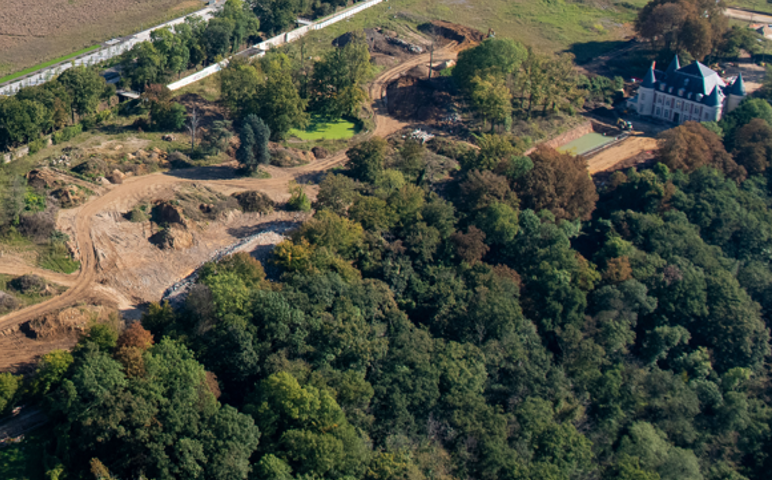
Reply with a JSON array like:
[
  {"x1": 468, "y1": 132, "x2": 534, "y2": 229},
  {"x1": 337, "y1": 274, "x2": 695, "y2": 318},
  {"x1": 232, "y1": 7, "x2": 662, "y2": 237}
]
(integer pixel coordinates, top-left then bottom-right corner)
[
  {"x1": 0, "y1": 45, "x2": 101, "y2": 85},
  {"x1": 289, "y1": 117, "x2": 360, "y2": 141}
]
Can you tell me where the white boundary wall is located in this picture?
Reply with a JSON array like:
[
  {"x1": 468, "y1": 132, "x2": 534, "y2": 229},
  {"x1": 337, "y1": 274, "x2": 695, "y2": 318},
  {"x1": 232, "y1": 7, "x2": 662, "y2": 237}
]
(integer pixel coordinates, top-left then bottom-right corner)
[
  {"x1": 168, "y1": 0, "x2": 385, "y2": 91},
  {"x1": 0, "y1": 5, "x2": 220, "y2": 96}
]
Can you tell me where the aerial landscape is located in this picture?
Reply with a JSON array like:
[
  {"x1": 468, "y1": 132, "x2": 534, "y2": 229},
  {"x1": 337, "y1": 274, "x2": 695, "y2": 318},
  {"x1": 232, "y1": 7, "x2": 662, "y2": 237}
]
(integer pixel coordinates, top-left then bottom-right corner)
[{"x1": 4, "y1": 0, "x2": 772, "y2": 478}]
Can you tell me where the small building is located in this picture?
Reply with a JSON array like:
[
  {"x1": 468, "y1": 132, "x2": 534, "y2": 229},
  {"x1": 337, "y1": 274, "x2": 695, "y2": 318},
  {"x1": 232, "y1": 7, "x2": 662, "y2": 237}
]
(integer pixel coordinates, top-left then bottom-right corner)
[{"x1": 628, "y1": 55, "x2": 746, "y2": 123}]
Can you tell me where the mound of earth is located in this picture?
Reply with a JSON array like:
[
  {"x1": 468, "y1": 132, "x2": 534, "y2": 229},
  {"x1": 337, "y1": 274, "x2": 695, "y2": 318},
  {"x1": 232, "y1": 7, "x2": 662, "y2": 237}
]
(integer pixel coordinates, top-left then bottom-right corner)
[
  {"x1": 51, "y1": 185, "x2": 90, "y2": 208},
  {"x1": 386, "y1": 75, "x2": 455, "y2": 122},
  {"x1": 270, "y1": 145, "x2": 316, "y2": 167},
  {"x1": 150, "y1": 225, "x2": 194, "y2": 250},
  {"x1": 21, "y1": 305, "x2": 111, "y2": 340}
]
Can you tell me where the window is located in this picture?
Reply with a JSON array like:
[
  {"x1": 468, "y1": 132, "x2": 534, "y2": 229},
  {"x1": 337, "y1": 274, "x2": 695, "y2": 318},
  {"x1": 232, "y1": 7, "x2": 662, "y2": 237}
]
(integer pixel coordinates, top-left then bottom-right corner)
[
  {"x1": 676, "y1": 101, "x2": 681, "y2": 108},
  {"x1": 656, "y1": 108, "x2": 661, "y2": 115},
  {"x1": 665, "y1": 110, "x2": 670, "y2": 117}
]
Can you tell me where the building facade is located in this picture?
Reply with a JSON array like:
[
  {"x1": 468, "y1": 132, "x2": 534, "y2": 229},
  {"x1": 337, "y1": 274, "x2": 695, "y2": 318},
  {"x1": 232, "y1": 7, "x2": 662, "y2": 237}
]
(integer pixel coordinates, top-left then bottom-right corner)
[{"x1": 629, "y1": 56, "x2": 746, "y2": 124}]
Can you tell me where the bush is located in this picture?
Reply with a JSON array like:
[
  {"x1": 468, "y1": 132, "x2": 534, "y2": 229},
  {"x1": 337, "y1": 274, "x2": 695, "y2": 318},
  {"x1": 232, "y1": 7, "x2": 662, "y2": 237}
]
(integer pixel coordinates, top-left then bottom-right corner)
[
  {"x1": 10, "y1": 274, "x2": 46, "y2": 294},
  {"x1": 52, "y1": 124, "x2": 83, "y2": 145},
  {"x1": 28, "y1": 138, "x2": 47, "y2": 155},
  {"x1": 128, "y1": 205, "x2": 150, "y2": 223},
  {"x1": 168, "y1": 151, "x2": 193, "y2": 169},
  {"x1": 0, "y1": 292, "x2": 20, "y2": 314},
  {"x1": 233, "y1": 191, "x2": 275, "y2": 214},
  {"x1": 19, "y1": 210, "x2": 57, "y2": 243},
  {"x1": 287, "y1": 183, "x2": 311, "y2": 212}
]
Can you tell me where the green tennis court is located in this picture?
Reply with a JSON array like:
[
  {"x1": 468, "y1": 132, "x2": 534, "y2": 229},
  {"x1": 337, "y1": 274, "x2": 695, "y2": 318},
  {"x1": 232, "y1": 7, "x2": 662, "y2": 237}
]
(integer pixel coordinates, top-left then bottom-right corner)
[{"x1": 558, "y1": 133, "x2": 615, "y2": 156}]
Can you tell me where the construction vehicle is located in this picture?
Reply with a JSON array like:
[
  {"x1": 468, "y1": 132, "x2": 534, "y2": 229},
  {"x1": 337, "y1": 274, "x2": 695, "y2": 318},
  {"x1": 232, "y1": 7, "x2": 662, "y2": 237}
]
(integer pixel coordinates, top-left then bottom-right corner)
[{"x1": 617, "y1": 118, "x2": 633, "y2": 131}]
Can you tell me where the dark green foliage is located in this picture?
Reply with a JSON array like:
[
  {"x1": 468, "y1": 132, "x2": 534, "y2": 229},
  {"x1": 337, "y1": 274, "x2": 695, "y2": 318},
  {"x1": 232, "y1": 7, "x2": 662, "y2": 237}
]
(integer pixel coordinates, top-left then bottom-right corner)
[
  {"x1": 346, "y1": 138, "x2": 387, "y2": 183},
  {"x1": 237, "y1": 115, "x2": 271, "y2": 171},
  {"x1": 150, "y1": 101, "x2": 187, "y2": 131}
]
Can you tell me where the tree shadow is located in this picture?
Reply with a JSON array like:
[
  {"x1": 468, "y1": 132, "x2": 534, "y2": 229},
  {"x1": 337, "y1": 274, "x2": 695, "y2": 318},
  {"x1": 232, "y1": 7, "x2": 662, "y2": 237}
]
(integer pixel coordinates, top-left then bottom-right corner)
[{"x1": 162, "y1": 163, "x2": 242, "y2": 180}]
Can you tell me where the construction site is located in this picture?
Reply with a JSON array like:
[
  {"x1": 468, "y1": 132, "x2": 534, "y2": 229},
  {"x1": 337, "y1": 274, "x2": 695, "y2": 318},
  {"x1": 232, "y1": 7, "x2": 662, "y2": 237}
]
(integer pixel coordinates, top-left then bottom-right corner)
[{"x1": 0, "y1": 19, "x2": 658, "y2": 375}]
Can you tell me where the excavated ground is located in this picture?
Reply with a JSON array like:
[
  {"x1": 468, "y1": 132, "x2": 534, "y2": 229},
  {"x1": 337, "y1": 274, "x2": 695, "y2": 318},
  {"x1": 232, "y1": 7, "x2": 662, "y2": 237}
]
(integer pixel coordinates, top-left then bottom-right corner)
[{"x1": 0, "y1": 21, "x2": 482, "y2": 372}]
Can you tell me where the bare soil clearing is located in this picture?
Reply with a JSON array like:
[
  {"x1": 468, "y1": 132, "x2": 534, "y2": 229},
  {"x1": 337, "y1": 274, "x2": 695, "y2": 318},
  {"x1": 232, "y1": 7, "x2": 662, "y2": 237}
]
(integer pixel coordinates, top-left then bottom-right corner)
[
  {"x1": 0, "y1": 23, "x2": 482, "y2": 371},
  {"x1": 586, "y1": 135, "x2": 658, "y2": 174},
  {"x1": 0, "y1": 0, "x2": 201, "y2": 77}
]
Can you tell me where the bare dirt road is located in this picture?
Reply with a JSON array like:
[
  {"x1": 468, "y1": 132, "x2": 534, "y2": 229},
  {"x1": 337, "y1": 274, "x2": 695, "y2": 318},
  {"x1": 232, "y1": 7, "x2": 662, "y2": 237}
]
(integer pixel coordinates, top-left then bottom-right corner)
[
  {"x1": 587, "y1": 136, "x2": 658, "y2": 174},
  {"x1": 0, "y1": 26, "x2": 481, "y2": 370}
]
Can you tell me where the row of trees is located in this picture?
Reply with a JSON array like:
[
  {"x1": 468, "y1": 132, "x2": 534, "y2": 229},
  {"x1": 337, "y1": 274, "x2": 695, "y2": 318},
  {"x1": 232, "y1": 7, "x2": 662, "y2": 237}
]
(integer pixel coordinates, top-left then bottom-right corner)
[
  {"x1": 19, "y1": 89, "x2": 772, "y2": 478},
  {"x1": 453, "y1": 38, "x2": 623, "y2": 131},
  {"x1": 219, "y1": 32, "x2": 372, "y2": 146},
  {"x1": 636, "y1": 0, "x2": 770, "y2": 62},
  {"x1": 0, "y1": 67, "x2": 111, "y2": 151}
]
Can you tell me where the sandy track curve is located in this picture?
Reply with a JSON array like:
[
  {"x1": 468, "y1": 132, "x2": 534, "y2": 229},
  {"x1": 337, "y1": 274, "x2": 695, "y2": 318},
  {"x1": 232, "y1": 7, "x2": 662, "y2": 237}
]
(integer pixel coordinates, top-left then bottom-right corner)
[{"x1": 0, "y1": 35, "x2": 476, "y2": 334}]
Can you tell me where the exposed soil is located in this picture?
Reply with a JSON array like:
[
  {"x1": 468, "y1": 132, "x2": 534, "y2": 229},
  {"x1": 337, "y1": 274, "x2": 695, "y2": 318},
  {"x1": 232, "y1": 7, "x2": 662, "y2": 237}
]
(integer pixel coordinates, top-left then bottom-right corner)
[
  {"x1": 586, "y1": 135, "x2": 658, "y2": 175},
  {"x1": 0, "y1": 0, "x2": 201, "y2": 77},
  {"x1": 0, "y1": 21, "x2": 487, "y2": 372}
]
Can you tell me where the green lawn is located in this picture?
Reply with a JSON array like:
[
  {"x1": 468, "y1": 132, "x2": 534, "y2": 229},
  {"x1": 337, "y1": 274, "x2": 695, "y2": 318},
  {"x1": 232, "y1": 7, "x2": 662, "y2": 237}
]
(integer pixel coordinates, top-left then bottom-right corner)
[
  {"x1": 290, "y1": 117, "x2": 360, "y2": 141},
  {"x1": 0, "y1": 45, "x2": 101, "y2": 85}
]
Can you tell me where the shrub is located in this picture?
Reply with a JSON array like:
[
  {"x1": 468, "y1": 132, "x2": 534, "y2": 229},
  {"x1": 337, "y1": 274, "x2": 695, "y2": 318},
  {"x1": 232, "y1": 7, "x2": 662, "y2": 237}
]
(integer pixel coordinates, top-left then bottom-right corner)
[
  {"x1": 10, "y1": 274, "x2": 46, "y2": 294},
  {"x1": 0, "y1": 292, "x2": 20, "y2": 314},
  {"x1": 129, "y1": 206, "x2": 150, "y2": 223},
  {"x1": 19, "y1": 210, "x2": 57, "y2": 243},
  {"x1": 52, "y1": 124, "x2": 83, "y2": 145},
  {"x1": 287, "y1": 183, "x2": 311, "y2": 212},
  {"x1": 233, "y1": 191, "x2": 275, "y2": 214},
  {"x1": 28, "y1": 138, "x2": 47, "y2": 155},
  {"x1": 168, "y1": 151, "x2": 193, "y2": 169}
]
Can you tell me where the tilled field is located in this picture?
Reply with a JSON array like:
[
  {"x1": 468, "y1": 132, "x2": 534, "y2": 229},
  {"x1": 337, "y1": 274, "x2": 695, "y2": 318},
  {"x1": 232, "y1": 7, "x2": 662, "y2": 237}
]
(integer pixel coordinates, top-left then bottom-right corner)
[{"x1": 0, "y1": 0, "x2": 201, "y2": 77}]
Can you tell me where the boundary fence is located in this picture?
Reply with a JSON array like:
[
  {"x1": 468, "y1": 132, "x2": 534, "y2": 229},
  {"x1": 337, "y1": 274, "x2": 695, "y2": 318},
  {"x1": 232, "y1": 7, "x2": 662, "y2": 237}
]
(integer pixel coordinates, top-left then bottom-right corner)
[
  {"x1": 168, "y1": 0, "x2": 386, "y2": 90},
  {"x1": 0, "y1": 5, "x2": 220, "y2": 96}
]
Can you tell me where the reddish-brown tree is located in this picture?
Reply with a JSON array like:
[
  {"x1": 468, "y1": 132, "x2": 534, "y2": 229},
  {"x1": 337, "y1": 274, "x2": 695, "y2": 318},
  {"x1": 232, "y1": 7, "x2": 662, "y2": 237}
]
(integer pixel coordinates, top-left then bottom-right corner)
[
  {"x1": 733, "y1": 118, "x2": 772, "y2": 175},
  {"x1": 451, "y1": 226, "x2": 490, "y2": 265},
  {"x1": 657, "y1": 121, "x2": 746, "y2": 180},
  {"x1": 514, "y1": 146, "x2": 598, "y2": 221}
]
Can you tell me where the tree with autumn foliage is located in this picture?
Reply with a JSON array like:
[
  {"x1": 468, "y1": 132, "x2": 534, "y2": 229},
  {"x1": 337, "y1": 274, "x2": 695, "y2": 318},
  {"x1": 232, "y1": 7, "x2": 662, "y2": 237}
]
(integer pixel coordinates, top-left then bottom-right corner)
[
  {"x1": 657, "y1": 121, "x2": 746, "y2": 179},
  {"x1": 513, "y1": 146, "x2": 598, "y2": 221}
]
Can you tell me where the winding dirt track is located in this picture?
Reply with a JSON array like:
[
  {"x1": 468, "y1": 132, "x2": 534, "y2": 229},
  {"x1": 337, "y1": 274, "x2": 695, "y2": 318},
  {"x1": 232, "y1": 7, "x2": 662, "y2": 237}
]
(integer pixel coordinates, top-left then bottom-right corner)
[{"x1": 0, "y1": 35, "x2": 473, "y2": 335}]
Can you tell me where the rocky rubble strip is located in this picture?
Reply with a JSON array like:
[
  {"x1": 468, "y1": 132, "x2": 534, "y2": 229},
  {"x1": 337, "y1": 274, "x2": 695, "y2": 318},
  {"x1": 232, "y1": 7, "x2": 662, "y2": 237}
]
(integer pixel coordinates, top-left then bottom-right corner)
[{"x1": 162, "y1": 222, "x2": 297, "y2": 308}]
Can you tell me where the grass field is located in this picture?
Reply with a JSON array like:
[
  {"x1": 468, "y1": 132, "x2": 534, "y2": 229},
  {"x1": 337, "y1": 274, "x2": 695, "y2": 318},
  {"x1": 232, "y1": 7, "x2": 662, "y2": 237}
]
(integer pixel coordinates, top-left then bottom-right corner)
[
  {"x1": 290, "y1": 117, "x2": 360, "y2": 141},
  {"x1": 276, "y1": 0, "x2": 649, "y2": 63},
  {"x1": 0, "y1": 45, "x2": 100, "y2": 85}
]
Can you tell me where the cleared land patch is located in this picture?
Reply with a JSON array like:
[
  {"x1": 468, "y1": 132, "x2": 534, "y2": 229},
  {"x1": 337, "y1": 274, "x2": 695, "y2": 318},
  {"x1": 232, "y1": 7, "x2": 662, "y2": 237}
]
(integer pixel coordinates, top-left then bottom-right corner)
[{"x1": 0, "y1": 0, "x2": 202, "y2": 78}]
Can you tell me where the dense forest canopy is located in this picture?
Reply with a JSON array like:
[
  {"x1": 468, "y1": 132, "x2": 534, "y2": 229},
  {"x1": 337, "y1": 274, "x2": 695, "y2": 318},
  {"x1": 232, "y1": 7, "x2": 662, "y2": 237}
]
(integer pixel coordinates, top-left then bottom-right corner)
[{"x1": 7, "y1": 1, "x2": 772, "y2": 479}]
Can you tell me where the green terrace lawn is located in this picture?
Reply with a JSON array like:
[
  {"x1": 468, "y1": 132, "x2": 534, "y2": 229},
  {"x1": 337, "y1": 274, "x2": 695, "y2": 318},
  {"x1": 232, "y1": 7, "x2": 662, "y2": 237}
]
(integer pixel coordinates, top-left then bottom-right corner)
[
  {"x1": 289, "y1": 117, "x2": 360, "y2": 141},
  {"x1": 0, "y1": 45, "x2": 100, "y2": 85}
]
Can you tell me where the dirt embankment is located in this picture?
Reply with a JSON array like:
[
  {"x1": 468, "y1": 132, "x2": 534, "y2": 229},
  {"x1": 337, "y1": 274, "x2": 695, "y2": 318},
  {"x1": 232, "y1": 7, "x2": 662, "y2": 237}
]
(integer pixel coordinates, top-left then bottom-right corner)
[{"x1": 0, "y1": 21, "x2": 485, "y2": 372}]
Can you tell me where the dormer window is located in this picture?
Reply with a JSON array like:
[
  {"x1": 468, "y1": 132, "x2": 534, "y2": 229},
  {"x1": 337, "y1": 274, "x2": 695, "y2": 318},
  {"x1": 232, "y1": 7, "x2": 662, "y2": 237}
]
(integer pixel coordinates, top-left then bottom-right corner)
[
  {"x1": 684, "y1": 78, "x2": 690, "y2": 86},
  {"x1": 669, "y1": 86, "x2": 674, "y2": 93},
  {"x1": 678, "y1": 88, "x2": 684, "y2": 97},
  {"x1": 696, "y1": 93, "x2": 703, "y2": 101},
  {"x1": 660, "y1": 83, "x2": 666, "y2": 91},
  {"x1": 688, "y1": 92, "x2": 693, "y2": 99}
]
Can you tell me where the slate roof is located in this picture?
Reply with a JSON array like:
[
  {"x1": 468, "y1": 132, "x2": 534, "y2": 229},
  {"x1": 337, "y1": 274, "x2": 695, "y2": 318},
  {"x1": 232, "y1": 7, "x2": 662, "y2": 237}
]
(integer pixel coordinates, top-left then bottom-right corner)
[
  {"x1": 644, "y1": 56, "x2": 731, "y2": 106},
  {"x1": 729, "y1": 73, "x2": 746, "y2": 96}
]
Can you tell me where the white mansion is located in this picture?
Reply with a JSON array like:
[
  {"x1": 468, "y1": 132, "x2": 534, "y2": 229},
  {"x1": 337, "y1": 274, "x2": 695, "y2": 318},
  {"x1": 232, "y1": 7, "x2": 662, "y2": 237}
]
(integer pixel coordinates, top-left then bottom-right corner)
[{"x1": 628, "y1": 56, "x2": 747, "y2": 123}]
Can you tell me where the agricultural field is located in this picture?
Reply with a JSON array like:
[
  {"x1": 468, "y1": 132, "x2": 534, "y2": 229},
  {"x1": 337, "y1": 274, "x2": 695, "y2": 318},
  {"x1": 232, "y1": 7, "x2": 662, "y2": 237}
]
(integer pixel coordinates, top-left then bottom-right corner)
[
  {"x1": 282, "y1": 0, "x2": 650, "y2": 63},
  {"x1": 0, "y1": 0, "x2": 203, "y2": 79}
]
